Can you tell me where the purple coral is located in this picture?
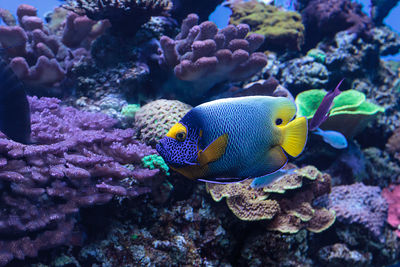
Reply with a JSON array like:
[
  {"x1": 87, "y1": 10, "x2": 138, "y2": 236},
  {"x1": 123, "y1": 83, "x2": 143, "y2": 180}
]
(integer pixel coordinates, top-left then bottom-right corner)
[
  {"x1": 0, "y1": 96, "x2": 160, "y2": 265},
  {"x1": 159, "y1": 13, "x2": 267, "y2": 104},
  {"x1": 301, "y1": 0, "x2": 373, "y2": 48},
  {"x1": 317, "y1": 183, "x2": 388, "y2": 241},
  {"x1": 0, "y1": 4, "x2": 108, "y2": 89}
]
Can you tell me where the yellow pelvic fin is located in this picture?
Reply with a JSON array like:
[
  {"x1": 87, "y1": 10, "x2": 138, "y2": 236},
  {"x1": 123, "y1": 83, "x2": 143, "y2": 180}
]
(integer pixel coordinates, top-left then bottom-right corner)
[
  {"x1": 198, "y1": 133, "x2": 228, "y2": 166},
  {"x1": 280, "y1": 117, "x2": 307, "y2": 157},
  {"x1": 171, "y1": 165, "x2": 208, "y2": 180}
]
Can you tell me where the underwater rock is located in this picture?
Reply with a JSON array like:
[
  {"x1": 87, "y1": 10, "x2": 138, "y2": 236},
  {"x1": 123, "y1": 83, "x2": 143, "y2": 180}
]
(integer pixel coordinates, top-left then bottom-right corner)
[
  {"x1": 316, "y1": 183, "x2": 388, "y2": 241},
  {"x1": 159, "y1": 13, "x2": 267, "y2": 104},
  {"x1": 301, "y1": 0, "x2": 373, "y2": 49},
  {"x1": 228, "y1": 0, "x2": 305, "y2": 52},
  {"x1": 64, "y1": 0, "x2": 173, "y2": 36},
  {"x1": 278, "y1": 56, "x2": 329, "y2": 94},
  {"x1": 370, "y1": 0, "x2": 400, "y2": 25},
  {"x1": 135, "y1": 99, "x2": 192, "y2": 147},
  {"x1": 371, "y1": 26, "x2": 400, "y2": 56},
  {"x1": 317, "y1": 243, "x2": 372, "y2": 266}
]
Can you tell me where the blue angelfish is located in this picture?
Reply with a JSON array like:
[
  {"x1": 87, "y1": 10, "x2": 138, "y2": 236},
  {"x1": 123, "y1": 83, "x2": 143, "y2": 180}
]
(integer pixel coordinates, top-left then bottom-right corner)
[
  {"x1": 251, "y1": 168, "x2": 296, "y2": 189},
  {"x1": 313, "y1": 128, "x2": 348, "y2": 149},
  {"x1": 156, "y1": 96, "x2": 308, "y2": 184}
]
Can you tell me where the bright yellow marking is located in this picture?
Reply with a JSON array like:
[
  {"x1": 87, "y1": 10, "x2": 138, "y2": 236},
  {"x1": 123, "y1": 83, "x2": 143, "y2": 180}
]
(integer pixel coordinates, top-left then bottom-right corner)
[
  {"x1": 171, "y1": 165, "x2": 208, "y2": 180},
  {"x1": 280, "y1": 117, "x2": 307, "y2": 157},
  {"x1": 166, "y1": 123, "x2": 187, "y2": 139},
  {"x1": 198, "y1": 133, "x2": 228, "y2": 166}
]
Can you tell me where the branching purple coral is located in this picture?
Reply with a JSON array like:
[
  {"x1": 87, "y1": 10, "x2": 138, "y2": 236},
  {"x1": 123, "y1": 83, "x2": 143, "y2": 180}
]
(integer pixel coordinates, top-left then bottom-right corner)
[
  {"x1": 0, "y1": 4, "x2": 108, "y2": 89},
  {"x1": 159, "y1": 13, "x2": 267, "y2": 104},
  {"x1": 0, "y1": 96, "x2": 160, "y2": 266},
  {"x1": 316, "y1": 183, "x2": 388, "y2": 241}
]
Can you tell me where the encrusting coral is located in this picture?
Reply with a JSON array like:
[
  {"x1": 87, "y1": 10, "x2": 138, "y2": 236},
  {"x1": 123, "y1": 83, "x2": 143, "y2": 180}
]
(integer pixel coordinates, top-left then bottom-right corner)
[
  {"x1": 159, "y1": 13, "x2": 268, "y2": 104},
  {"x1": 64, "y1": 0, "x2": 172, "y2": 35},
  {"x1": 228, "y1": 0, "x2": 305, "y2": 51},
  {"x1": 316, "y1": 183, "x2": 388, "y2": 241},
  {"x1": 0, "y1": 96, "x2": 162, "y2": 266},
  {"x1": 382, "y1": 184, "x2": 400, "y2": 238},
  {"x1": 295, "y1": 89, "x2": 385, "y2": 138},
  {"x1": 206, "y1": 166, "x2": 336, "y2": 234}
]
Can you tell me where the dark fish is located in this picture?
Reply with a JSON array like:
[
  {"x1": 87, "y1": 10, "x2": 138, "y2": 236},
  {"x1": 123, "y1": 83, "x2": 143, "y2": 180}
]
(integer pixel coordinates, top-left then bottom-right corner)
[
  {"x1": 0, "y1": 58, "x2": 31, "y2": 144},
  {"x1": 309, "y1": 79, "x2": 344, "y2": 131}
]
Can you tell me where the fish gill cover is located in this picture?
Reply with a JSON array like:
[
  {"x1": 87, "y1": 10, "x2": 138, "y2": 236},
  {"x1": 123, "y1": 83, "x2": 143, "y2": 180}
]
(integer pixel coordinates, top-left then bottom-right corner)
[{"x1": 0, "y1": 0, "x2": 399, "y2": 266}]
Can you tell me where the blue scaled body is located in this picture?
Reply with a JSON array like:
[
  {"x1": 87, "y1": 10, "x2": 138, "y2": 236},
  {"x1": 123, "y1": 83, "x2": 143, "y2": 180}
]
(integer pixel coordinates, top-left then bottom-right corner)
[{"x1": 157, "y1": 96, "x2": 308, "y2": 183}]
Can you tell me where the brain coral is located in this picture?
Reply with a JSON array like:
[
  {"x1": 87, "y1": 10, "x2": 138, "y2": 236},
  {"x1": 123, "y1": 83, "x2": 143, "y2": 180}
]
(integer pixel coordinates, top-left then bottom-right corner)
[
  {"x1": 135, "y1": 99, "x2": 192, "y2": 146},
  {"x1": 229, "y1": 0, "x2": 305, "y2": 51},
  {"x1": 206, "y1": 165, "x2": 336, "y2": 234}
]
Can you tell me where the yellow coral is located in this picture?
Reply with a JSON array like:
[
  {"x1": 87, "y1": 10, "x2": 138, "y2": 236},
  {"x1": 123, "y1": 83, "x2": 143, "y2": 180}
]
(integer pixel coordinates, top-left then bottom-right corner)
[
  {"x1": 229, "y1": 0, "x2": 304, "y2": 51},
  {"x1": 206, "y1": 166, "x2": 336, "y2": 233}
]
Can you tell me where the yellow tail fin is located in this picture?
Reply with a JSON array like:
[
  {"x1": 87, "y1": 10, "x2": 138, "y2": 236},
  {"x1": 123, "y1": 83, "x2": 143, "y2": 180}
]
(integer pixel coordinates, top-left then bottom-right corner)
[{"x1": 280, "y1": 117, "x2": 307, "y2": 157}]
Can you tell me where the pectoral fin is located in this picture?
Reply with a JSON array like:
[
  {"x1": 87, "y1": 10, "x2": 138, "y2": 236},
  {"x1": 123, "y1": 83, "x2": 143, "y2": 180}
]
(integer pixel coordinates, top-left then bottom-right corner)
[
  {"x1": 198, "y1": 133, "x2": 228, "y2": 166},
  {"x1": 171, "y1": 165, "x2": 208, "y2": 180}
]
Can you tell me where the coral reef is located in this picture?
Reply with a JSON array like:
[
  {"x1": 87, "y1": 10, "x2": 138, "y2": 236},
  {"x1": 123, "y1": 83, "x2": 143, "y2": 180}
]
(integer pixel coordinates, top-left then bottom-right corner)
[
  {"x1": 317, "y1": 243, "x2": 372, "y2": 266},
  {"x1": 316, "y1": 183, "x2": 388, "y2": 241},
  {"x1": 64, "y1": 0, "x2": 173, "y2": 35},
  {"x1": 387, "y1": 127, "x2": 400, "y2": 161},
  {"x1": 159, "y1": 13, "x2": 267, "y2": 104},
  {"x1": 0, "y1": 4, "x2": 107, "y2": 91},
  {"x1": 135, "y1": 99, "x2": 192, "y2": 146},
  {"x1": 382, "y1": 184, "x2": 400, "y2": 237},
  {"x1": 296, "y1": 89, "x2": 385, "y2": 138},
  {"x1": 278, "y1": 56, "x2": 329, "y2": 94},
  {"x1": 371, "y1": 0, "x2": 400, "y2": 25},
  {"x1": 301, "y1": 0, "x2": 373, "y2": 48},
  {"x1": 229, "y1": 0, "x2": 305, "y2": 51},
  {"x1": 0, "y1": 96, "x2": 161, "y2": 265},
  {"x1": 206, "y1": 166, "x2": 336, "y2": 234}
]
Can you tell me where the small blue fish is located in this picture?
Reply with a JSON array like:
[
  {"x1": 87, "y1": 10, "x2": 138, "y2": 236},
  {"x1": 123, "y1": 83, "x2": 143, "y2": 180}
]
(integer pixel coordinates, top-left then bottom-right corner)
[
  {"x1": 313, "y1": 128, "x2": 348, "y2": 149},
  {"x1": 251, "y1": 168, "x2": 296, "y2": 188},
  {"x1": 156, "y1": 96, "x2": 308, "y2": 183}
]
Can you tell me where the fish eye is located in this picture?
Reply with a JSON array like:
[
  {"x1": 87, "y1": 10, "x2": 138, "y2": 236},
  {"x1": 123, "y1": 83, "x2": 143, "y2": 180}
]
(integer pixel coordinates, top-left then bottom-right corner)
[
  {"x1": 176, "y1": 131, "x2": 186, "y2": 142},
  {"x1": 275, "y1": 118, "x2": 283, "y2": 125}
]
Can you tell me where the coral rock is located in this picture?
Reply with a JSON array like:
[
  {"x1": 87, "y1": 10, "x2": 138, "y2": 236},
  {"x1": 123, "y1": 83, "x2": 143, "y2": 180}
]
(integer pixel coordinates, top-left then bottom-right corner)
[
  {"x1": 135, "y1": 99, "x2": 192, "y2": 146},
  {"x1": 206, "y1": 165, "x2": 335, "y2": 233}
]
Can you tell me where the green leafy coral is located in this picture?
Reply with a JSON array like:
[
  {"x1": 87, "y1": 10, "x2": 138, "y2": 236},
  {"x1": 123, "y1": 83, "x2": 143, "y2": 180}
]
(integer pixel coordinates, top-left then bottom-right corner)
[
  {"x1": 296, "y1": 89, "x2": 385, "y2": 138},
  {"x1": 121, "y1": 104, "x2": 140, "y2": 119},
  {"x1": 229, "y1": 0, "x2": 304, "y2": 51}
]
